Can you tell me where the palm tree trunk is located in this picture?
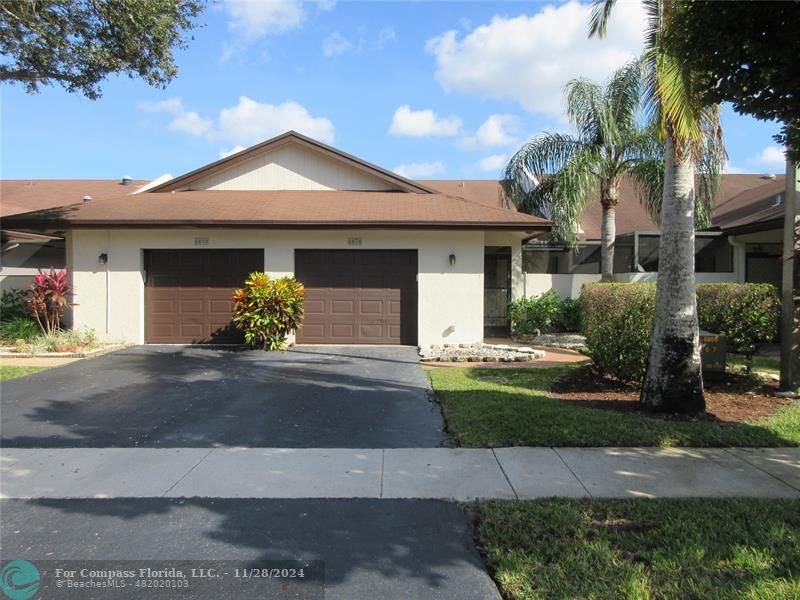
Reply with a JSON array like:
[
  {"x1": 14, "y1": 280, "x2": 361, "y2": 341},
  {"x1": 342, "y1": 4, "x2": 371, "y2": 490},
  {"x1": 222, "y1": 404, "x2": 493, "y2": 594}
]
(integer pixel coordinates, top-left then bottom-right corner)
[
  {"x1": 640, "y1": 131, "x2": 705, "y2": 413},
  {"x1": 600, "y1": 204, "x2": 615, "y2": 281}
]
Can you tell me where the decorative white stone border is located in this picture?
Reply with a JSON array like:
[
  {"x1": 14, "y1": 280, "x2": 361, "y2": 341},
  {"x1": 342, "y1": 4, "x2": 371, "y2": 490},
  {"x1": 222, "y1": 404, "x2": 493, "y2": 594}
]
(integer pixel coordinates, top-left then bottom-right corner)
[{"x1": 0, "y1": 344, "x2": 127, "y2": 359}]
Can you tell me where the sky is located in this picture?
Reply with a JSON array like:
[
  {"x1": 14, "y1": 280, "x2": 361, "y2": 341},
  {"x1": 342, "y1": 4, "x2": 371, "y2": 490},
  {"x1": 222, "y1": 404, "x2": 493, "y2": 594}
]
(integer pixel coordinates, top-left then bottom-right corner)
[{"x1": 1, "y1": 0, "x2": 788, "y2": 182}]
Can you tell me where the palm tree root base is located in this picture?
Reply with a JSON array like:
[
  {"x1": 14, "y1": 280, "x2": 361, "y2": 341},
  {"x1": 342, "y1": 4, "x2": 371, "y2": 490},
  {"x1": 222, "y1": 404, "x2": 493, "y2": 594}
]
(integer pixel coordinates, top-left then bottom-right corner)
[{"x1": 640, "y1": 335, "x2": 706, "y2": 415}]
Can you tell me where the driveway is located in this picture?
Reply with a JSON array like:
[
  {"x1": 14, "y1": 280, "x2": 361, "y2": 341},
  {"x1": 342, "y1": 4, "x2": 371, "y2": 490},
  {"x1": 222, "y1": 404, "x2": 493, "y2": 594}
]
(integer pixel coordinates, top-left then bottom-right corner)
[
  {"x1": 0, "y1": 498, "x2": 501, "y2": 600},
  {"x1": 0, "y1": 346, "x2": 445, "y2": 448}
]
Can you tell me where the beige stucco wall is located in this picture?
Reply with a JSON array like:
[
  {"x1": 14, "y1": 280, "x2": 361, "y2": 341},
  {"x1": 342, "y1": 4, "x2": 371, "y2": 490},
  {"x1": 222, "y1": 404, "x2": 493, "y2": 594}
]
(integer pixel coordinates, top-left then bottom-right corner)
[
  {"x1": 68, "y1": 228, "x2": 485, "y2": 348},
  {"x1": 181, "y1": 143, "x2": 398, "y2": 192}
]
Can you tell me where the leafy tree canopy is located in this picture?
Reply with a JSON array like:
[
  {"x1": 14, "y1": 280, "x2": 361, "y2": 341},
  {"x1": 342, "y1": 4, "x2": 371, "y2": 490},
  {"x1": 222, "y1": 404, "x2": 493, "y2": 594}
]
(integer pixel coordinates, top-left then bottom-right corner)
[
  {"x1": 668, "y1": 0, "x2": 800, "y2": 160},
  {"x1": 0, "y1": 0, "x2": 205, "y2": 99}
]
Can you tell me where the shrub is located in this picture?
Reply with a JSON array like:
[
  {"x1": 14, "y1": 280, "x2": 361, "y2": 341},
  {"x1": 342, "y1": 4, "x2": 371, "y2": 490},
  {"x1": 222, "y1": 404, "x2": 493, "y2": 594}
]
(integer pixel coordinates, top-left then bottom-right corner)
[
  {"x1": 556, "y1": 297, "x2": 582, "y2": 332},
  {"x1": 581, "y1": 283, "x2": 656, "y2": 381},
  {"x1": 41, "y1": 327, "x2": 98, "y2": 353},
  {"x1": 581, "y1": 282, "x2": 781, "y2": 382},
  {"x1": 0, "y1": 317, "x2": 41, "y2": 343},
  {"x1": 28, "y1": 268, "x2": 74, "y2": 335},
  {"x1": 232, "y1": 273, "x2": 305, "y2": 350},
  {"x1": 509, "y1": 290, "x2": 561, "y2": 335},
  {"x1": 697, "y1": 283, "x2": 779, "y2": 363},
  {"x1": 1, "y1": 288, "x2": 29, "y2": 321}
]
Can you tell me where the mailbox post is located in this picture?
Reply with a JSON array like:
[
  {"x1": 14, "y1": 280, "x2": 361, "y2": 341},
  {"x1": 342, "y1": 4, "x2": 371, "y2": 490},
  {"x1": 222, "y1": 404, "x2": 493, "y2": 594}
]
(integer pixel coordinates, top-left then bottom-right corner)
[{"x1": 700, "y1": 330, "x2": 727, "y2": 380}]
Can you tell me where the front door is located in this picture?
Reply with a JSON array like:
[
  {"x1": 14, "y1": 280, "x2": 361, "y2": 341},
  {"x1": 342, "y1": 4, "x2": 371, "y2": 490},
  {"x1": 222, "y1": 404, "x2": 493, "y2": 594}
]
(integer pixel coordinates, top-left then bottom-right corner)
[{"x1": 484, "y1": 246, "x2": 512, "y2": 337}]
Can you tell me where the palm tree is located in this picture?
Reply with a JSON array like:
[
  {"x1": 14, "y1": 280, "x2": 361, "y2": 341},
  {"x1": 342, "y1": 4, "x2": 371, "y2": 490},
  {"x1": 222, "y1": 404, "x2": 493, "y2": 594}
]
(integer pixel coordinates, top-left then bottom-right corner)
[
  {"x1": 590, "y1": 0, "x2": 726, "y2": 414},
  {"x1": 502, "y1": 60, "x2": 665, "y2": 281}
]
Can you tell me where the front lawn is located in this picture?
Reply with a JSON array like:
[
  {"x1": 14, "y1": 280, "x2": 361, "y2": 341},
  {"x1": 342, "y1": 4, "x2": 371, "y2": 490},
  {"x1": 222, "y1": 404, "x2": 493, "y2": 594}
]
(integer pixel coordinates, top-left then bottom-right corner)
[
  {"x1": 0, "y1": 366, "x2": 46, "y2": 381},
  {"x1": 478, "y1": 498, "x2": 800, "y2": 600},
  {"x1": 428, "y1": 366, "x2": 800, "y2": 447},
  {"x1": 729, "y1": 353, "x2": 780, "y2": 376}
]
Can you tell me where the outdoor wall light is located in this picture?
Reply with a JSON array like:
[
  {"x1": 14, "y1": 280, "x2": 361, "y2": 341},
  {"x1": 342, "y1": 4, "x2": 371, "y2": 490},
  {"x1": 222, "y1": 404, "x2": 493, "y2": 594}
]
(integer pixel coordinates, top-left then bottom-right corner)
[
  {"x1": 449, "y1": 253, "x2": 456, "y2": 266},
  {"x1": 98, "y1": 253, "x2": 108, "y2": 265}
]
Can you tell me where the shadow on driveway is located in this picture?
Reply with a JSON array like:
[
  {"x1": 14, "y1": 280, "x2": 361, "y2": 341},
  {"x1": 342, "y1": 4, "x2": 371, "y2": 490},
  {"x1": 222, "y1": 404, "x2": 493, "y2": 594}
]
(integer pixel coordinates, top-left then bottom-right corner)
[{"x1": 0, "y1": 346, "x2": 445, "y2": 448}]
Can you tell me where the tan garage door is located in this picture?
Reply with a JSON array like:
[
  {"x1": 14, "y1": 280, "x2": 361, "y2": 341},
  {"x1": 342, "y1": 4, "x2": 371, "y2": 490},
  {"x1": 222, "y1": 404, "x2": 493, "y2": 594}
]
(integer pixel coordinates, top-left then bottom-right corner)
[
  {"x1": 144, "y1": 249, "x2": 263, "y2": 344},
  {"x1": 295, "y1": 250, "x2": 417, "y2": 345}
]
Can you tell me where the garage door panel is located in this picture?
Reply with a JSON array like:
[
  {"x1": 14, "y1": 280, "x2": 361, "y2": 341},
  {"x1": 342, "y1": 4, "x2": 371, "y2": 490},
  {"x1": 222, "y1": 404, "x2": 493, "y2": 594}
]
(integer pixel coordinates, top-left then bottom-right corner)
[
  {"x1": 295, "y1": 250, "x2": 417, "y2": 345},
  {"x1": 145, "y1": 249, "x2": 263, "y2": 344}
]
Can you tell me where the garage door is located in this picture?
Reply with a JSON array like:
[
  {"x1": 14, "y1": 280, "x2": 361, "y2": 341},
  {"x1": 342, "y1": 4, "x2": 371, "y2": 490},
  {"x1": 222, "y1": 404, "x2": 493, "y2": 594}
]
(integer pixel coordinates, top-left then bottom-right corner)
[
  {"x1": 144, "y1": 249, "x2": 263, "y2": 344},
  {"x1": 295, "y1": 250, "x2": 417, "y2": 345}
]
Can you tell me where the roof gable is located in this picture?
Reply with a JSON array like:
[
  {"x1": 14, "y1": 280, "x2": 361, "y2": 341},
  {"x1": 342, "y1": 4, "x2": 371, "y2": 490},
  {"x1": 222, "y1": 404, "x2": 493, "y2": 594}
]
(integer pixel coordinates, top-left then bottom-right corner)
[{"x1": 150, "y1": 131, "x2": 435, "y2": 194}]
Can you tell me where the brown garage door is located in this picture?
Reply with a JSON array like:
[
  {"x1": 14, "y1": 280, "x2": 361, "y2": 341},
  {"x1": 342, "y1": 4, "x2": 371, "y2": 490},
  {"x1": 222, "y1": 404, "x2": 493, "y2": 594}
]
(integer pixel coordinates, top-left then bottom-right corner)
[
  {"x1": 144, "y1": 249, "x2": 263, "y2": 344},
  {"x1": 295, "y1": 250, "x2": 417, "y2": 345}
]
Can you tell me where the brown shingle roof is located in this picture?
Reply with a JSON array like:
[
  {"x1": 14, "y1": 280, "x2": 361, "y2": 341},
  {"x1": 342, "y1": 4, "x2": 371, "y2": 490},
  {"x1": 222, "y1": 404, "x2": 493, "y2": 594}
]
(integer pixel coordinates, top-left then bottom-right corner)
[
  {"x1": 1, "y1": 179, "x2": 148, "y2": 217},
  {"x1": 3, "y1": 189, "x2": 550, "y2": 230},
  {"x1": 423, "y1": 174, "x2": 784, "y2": 238},
  {"x1": 711, "y1": 178, "x2": 786, "y2": 232}
]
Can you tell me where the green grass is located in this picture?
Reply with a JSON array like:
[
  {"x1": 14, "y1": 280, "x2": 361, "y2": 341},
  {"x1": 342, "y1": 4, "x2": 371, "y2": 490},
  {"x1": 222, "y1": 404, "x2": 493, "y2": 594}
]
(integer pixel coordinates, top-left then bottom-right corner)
[
  {"x1": 478, "y1": 498, "x2": 800, "y2": 600},
  {"x1": 729, "y1": 353, "x2": 780, "y2": 376},
  {"x1": 428, "y1": 366, "x2": 800, "y2": 447},
  {"x1": 0, "y1": 366, "x2": 46, "y2": 381}
]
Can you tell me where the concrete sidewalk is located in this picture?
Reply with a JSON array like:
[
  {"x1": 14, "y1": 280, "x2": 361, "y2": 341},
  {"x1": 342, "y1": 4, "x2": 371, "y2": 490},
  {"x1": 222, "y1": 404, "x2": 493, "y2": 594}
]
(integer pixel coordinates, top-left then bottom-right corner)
[{"x1": 2, "y1": 447, "x2": 798, "y2": 500}]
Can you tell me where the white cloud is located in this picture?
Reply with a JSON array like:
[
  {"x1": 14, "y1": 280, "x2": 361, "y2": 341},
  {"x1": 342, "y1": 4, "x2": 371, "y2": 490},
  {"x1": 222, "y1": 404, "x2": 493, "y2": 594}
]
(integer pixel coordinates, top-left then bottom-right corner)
[
  {"x1": 224, "y1": 0, "x2": 306, "y2": 41},
  {"x1": 322, "y1": 31, "x2": 351, "y2": 57},
  {"x1": 426, "y1": 0, "x2": 644, "y2": 115},
  {"x1": 317, "y1": 0, "x2": 336, "y2": 11},
  {"x1": 377, "y1": 26, "x2": 396, "y2": 47},
  {"x1": 219, "y1": 145, "x2": 247, "y2": 159},
  {"x1": 169, "y1": 111, "x2": 215, "y2": 138},
  {"x1": 389, "y1": 105, "x2": 462, "y2": 137},
  {"x1": 137, "y1": 96, "x2": 335, "y2": 146},
  {"x1": 218, "y1": 97, "x2": 335, "y2": 145},
  {"x1": 393, "y1": 161, "x2": 445, "y2": 178},
  {"x1": 136, "y1": 98, "x2": 184, "y2": 113},
  {"x1": 478, "y1": 154, "x2": 508, "y2": 172},
  {"x1": 461, "y1": 114, "x2": 520, "y2": 149},
  {"x1": 751, "y1": 146, "x2": 787, "y2": 170}
]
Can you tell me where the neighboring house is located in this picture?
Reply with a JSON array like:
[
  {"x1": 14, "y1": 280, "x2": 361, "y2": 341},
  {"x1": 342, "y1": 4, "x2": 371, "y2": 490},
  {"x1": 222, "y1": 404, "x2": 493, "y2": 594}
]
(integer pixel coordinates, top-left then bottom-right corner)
[
  {"x1": 3, "y1": 130, "x2": 785, "y2": 347},
  {"x1": 423, "y1": 174, "x2": 786, "y2": 301},
  {"x1": 1, "y1": 178, "x2": 150, "y2": 292}
]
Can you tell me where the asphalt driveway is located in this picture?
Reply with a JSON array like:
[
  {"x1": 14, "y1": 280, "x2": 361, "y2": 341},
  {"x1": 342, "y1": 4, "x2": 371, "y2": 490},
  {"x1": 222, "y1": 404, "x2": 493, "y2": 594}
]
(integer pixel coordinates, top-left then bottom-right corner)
[
  {"x1": 0, "y1": 498, "x2": 500, "y2": 600},
  {"x1": 0, "y1": 346, "x2": 445, "y2": 448}
]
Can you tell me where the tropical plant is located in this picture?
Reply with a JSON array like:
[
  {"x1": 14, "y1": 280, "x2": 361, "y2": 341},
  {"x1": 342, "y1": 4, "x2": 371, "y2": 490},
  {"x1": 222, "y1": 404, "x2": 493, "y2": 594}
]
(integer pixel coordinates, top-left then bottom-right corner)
[
  {"x1": 503, "y1": 60, "x2": 666, "y2": 281},
  {"x1": 1, "y1": 288, "x2": 29, "y2": 321},
  {"x1": 232, "y1": 273, "x2": 305, "y2": 351},
  {"x1": 590, "y1": 0, "x2": 727, "y2": 414},
  {"x1": 0, "y1": 316, "x2": 40, "y2": 342},
  {"x1": 508, "y1": 290, "x2": 561, "y2": 335},
  {"x1": 28, "y1": 268, "x2": 75, "y2": 335}
]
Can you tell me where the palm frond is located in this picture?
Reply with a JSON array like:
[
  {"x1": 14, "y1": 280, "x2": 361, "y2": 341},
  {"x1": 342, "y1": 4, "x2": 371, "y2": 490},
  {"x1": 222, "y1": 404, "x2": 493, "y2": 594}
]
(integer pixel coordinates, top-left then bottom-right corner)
[
  {"x1": 549, "y1": 146, "x2": 603, "y2": 247},
  {"x1": 628, "y1": 159, "x2": 665, "y2": 224},
  {"x1": 604, "y1": 59, "x2": 644, "y2": 136},
  {"x1": 565, "y1": 78, "x2": 604, "y2": 144},
  {"x1": 588, "y1": 0, "x2": 617, "y2": 38},
  {"x1": 501, "y1": 133, "x2": 585, "y2": 215},
  {"x1": 694, "y1": 104, "x2": 727, "y2": 228}
]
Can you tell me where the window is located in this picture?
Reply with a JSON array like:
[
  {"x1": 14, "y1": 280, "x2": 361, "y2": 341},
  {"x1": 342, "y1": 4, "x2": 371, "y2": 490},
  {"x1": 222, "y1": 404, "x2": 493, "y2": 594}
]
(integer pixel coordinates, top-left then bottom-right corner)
[
  {"x1": 636, "y1": 234, "x2": 733, "y2": 273},
  {"x1": 523, "y1": 244, "x2": 600, "y2": 274}
]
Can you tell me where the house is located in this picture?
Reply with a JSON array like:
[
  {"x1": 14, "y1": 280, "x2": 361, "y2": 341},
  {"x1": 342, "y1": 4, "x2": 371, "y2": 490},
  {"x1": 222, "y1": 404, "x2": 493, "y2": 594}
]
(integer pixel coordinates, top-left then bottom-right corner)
[
  {"x1": 2, "y1": 131, "x2": 786, "y2": 347},
  {"x1": 2, "y1": 131, "x2": 548, "y2": 347}
]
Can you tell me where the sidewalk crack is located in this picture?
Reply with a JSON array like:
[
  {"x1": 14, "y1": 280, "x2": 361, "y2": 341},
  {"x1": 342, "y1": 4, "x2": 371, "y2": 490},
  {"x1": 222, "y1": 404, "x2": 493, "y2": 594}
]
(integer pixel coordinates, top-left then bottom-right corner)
[
  {"x1": 161, "y1": 449, "x2": 214, "y2": 498},
  {"x1": 722, "y1": 448, "x2": 800, "y2": 494},
  {"x1": 491, "y1": 449, "x2": 518, "y2": 500},
  {"x1": 553, "y1": 448, "x2": 593, "y2": 498}
]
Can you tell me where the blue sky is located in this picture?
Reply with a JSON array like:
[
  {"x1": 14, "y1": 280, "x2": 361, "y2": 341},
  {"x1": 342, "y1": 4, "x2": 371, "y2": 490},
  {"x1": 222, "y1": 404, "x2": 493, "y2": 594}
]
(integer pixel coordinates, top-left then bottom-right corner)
[{"x1": 1, "y1": 0, "x2": 787, "y2": 181}]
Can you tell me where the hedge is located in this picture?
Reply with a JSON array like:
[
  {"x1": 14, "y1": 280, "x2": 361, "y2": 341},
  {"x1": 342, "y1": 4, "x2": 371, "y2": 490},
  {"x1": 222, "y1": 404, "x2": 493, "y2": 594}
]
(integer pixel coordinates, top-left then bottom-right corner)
[{"x1": 581, "y1": 282, "x2": 779, "y2": 382}]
